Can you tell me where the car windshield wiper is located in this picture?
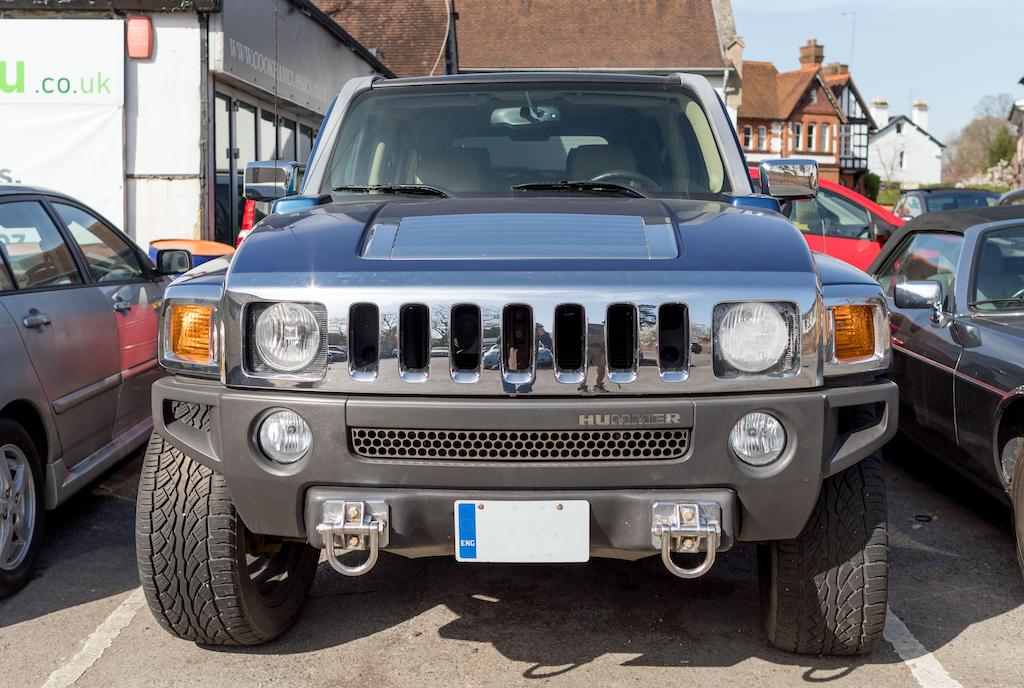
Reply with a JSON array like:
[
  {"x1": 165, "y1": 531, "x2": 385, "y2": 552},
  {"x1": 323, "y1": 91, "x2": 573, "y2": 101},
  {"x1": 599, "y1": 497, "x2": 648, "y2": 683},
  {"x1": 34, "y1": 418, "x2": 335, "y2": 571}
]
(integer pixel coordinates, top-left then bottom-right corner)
[
  {"x1": 969, "y1": 297, "x2": 1024, "y2": 307},
  {"x1": 332, "y1": 184, "x2": 450, "y2": 198},
  {"x1": 512, "y1": 180, "x2": 648, "y2": 198}
]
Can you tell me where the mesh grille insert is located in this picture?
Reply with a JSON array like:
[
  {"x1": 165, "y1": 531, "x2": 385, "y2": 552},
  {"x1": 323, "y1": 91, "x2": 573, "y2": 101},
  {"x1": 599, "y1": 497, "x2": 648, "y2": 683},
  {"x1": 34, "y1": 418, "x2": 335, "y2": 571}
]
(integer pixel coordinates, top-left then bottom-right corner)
[{"x1": 350, "y1": 427, "x2": 690, "y2": 461}]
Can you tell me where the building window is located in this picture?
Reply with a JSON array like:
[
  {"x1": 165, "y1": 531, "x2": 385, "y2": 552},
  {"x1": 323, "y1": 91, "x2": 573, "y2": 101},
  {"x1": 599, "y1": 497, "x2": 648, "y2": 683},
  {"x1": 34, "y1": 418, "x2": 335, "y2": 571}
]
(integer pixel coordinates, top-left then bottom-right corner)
[
  {"x1": 791, "y1": 123, "x2": 802, "y2": 151},
  {"x1": 822, "y1": 124, "x2": 831, "y2": 153},
  {"x1": 758, "y1": 126, "x2": 767, "y2": 150},
  {"x1": 806, "y1": 123, "x2": 816, "y2": 152},
  {"x1": 899, "y1": 152, "x2": 906, "y2": 169},
  {"x1": 809, "y1": 89, "x2": 818, "y2": 104},
  {"x1": 742, "y1": 126, "x2": 752, "y2": 148},
  {"x1": 896, "y1": 122, "x2": 904, "y2": 135}
]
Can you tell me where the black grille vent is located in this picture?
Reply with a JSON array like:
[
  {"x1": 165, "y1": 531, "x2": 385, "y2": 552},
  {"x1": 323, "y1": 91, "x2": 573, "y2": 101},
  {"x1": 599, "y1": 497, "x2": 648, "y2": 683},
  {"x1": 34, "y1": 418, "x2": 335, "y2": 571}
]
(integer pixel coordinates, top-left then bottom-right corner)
[
  {"x1": 606, "y1": 304, "x2": 637, "y2": 371},
  {"x1": 554, "y1": 304, "x2": 585, "y2": 372},
  {"x1": 399, "y1": 304, "x2": 430, "y2": 371},
  {"x1": 502, "y1": 304, "x2": 533, "y2": 372},
  {"x1": 658, "y1": 303, "x2": 688, "y2": 372},
  {"x1": 349, "y1": 303, "x2": 379, "y2": 373},
  {"x1": 350, "y1": 427, "x2": 690, "y2": 461},
  {"x1": 450, "y1": 304, "x2": 481, "y2": 371}
]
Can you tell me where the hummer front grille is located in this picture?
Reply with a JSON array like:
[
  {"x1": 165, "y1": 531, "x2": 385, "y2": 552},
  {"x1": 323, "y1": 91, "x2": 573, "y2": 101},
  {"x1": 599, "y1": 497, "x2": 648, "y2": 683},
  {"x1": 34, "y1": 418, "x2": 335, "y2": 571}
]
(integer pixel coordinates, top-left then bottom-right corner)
[{"x1": 350, "y1": 427, "x2": 691, "y2": 461}]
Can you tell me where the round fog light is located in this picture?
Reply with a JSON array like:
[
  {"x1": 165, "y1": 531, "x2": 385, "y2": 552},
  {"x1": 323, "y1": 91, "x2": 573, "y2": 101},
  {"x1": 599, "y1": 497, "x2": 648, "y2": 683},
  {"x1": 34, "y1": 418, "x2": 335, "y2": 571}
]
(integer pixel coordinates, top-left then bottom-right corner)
[
  {"x1": 729, "y1": 412, "x2": 785, "y2": 466},
  {"x1": 258, "y1": 410, "x2": 312, "y2": 464}
]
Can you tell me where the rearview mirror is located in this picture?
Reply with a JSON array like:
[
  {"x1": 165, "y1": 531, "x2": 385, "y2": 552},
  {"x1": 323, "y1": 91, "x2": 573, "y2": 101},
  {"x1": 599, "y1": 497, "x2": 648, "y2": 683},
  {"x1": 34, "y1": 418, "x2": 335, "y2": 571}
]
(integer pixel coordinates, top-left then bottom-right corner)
[
  {"x1": 894, "y1": 280, "x2": 942, "y2": 309},
  {"x1": 757, "y1": 159, "x2": 818, "y2": 201},
  {"x1": 244, "y1": 161, "x2": 302, "y2": 202},
  {"x1": 155, "y1": 249, "x2": 193, "y2": 275}
]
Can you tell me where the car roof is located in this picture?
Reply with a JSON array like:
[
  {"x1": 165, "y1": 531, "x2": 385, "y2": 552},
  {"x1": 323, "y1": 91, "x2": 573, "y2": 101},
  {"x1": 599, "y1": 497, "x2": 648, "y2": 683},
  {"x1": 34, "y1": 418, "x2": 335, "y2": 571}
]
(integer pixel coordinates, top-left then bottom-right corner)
[
  {"x1": 0, "y1": 184, "x2": 72, "y2": 199},
  {"x1": 867, "y1": 205, "x2": 1024, "y2": 275},
  {"x1": 903, "y1": 187, "x2": 998, "y2": 194},
  {"x1": 374, "y1": 71, "x2": 678, "y2": 89}
]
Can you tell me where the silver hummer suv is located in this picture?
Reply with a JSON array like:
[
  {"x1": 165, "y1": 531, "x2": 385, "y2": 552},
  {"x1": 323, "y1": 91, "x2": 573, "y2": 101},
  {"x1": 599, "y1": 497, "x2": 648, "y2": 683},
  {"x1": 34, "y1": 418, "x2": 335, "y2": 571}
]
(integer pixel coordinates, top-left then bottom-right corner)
[{"x1": 138, "y1": 72, "x2": 897, "y2": 655}]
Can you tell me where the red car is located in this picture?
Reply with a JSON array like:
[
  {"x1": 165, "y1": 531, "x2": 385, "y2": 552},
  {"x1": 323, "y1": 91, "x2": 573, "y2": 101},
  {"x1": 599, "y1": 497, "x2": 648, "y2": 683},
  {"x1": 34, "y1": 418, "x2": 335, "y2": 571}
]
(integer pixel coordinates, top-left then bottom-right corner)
[{"x1": 750, "y1": 168, "x2": 903, "y2": 271}]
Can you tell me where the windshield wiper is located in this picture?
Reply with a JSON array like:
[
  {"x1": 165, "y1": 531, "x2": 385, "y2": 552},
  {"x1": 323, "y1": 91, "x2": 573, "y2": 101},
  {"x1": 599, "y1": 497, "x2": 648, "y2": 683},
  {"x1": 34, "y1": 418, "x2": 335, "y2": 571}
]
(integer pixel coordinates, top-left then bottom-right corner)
[
  {"x1": 333, "y1": 184, "x2": 449, "y2": 198},
  {"x1": 969, "y1": 297, "x2": 1024, "y2": 307},
  {"x1": 512, "y1": 180, "x2": 648, "y2": 198}
]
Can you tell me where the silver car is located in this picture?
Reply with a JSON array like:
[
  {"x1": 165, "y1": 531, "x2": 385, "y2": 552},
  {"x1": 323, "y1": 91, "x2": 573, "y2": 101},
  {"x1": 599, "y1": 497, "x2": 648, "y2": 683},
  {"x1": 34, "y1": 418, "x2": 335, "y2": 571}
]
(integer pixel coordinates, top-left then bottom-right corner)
[{"x1": 0, "y1": 186, "x2": 183, "y2": 597}]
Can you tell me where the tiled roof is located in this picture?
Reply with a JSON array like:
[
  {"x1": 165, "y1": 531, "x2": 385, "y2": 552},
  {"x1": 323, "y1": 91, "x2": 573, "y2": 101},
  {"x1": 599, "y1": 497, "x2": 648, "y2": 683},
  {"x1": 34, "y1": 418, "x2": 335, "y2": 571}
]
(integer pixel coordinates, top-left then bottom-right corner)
[
  {"x1": 739, "y1": 60, "x2": 826, "y2": 120},
  {"x1": 314, "y1": 0, "x2": 451, "y2": 77},
  {"x1": 456, "y1": 0, "x2": 729, "y2": 71}
]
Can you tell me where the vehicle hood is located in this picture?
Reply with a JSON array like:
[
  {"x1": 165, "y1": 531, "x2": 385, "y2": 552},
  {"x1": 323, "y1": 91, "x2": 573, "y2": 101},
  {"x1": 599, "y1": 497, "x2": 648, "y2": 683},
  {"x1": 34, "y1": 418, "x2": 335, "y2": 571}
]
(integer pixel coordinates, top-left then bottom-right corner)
[
  {"x1": 812, "y1": 252, "x2": 879, "y2": 288},
  {"x1": 228, "y1": 196, "x2": 817, "y2": 283}
]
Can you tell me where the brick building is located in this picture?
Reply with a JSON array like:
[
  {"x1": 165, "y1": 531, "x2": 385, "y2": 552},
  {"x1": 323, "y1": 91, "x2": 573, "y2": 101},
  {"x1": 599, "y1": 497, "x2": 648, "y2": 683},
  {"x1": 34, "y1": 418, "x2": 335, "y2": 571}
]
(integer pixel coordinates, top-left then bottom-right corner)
[{"x1": 737, "y1": 40, "x2": 847, "y2": 183}]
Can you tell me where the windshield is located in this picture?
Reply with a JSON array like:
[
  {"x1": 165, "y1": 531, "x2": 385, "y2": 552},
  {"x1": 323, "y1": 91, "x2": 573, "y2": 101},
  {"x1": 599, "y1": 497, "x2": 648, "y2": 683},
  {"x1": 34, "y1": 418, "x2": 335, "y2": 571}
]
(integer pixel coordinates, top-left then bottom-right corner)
[
  {"x1": 972, "y1": 225, "x2": 1024, "y2": 310},
  {"x1": 321, "y1": 83, "x2": 728, "y2": 198},
  {"x1": 924, "y1": 190, "x2": 999, "y2": 212}
]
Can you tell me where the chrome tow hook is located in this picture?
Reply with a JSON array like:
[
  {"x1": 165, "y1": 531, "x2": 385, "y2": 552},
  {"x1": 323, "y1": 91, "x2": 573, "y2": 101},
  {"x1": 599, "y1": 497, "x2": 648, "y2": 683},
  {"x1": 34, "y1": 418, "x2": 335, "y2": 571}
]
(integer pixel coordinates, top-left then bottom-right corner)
[
  {"x1": 651, "y1": 502, "x2": 722, "y2": 579},
  {"x1": 316, "y1": 500, "x2": 389, "y2": 577}
]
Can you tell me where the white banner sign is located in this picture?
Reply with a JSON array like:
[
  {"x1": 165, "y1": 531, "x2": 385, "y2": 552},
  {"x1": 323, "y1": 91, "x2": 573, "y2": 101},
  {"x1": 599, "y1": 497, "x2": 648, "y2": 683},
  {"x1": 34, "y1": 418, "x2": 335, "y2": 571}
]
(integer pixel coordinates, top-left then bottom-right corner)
[{"x1": 0, "y1": 19, "x2": 125, "y2": 226}]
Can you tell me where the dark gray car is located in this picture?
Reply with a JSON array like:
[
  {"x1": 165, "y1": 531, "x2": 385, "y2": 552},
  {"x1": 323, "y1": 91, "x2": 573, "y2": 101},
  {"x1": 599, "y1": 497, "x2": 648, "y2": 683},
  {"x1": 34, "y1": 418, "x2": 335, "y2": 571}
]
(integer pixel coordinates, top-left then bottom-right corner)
[
  {"x1": 0, "y1": 187, "x2": 175, "y2": 597},
  {"x1": 139, "y1": 72, "x2": 897, "y2": 655}
]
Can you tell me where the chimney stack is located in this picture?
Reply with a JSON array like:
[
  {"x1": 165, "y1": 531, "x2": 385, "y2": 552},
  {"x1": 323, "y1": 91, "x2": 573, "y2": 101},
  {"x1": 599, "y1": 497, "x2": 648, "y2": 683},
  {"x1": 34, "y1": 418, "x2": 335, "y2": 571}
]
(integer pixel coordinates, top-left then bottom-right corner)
[
  {"x1": 871, "y1": 98, "x2": 890, "y2": 128},
  {"x1": 799, "y1": 39, "x2": 825, "y2": 70},
  {"x1": 912, "y1": 100, "x2": 929, "y2": 132},
  {"x1": 821, "y1": 62, "x2": 849, "y2": 77}
]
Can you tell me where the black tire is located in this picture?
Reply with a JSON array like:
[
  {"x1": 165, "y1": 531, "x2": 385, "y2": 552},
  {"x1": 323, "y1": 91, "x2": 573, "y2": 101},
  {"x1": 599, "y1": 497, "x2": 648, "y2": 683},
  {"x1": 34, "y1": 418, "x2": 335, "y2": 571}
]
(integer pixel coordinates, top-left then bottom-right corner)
[
  {"x1": 0, "y1": 418, "x2": 45, "y2": 599},
  {"x1": 1011, "y1": 442, "x2": 1024, "y2": 579},
  {"x1": 135, "y1": 433, "x2": 319, "y2": 645},
  {"x1": 759, "y1": 454, "x2": 888, "y2": 655}
]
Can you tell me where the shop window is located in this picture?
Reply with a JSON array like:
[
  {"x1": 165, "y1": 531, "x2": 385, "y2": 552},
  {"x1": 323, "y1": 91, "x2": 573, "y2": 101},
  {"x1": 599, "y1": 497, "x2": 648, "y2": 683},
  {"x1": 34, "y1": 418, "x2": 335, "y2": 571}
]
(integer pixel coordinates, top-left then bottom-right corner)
[
  {"x1": 214, "y1": 94, "x2": 231, "y2": 173},
  {"x1": 236, "y1": 102, "x2": 257, "y2": 169},
  {"x1": 279, "y1": 118, "x2": 297, "y2": 162},
  {"x1": 299, "y1": 125, "x2": 314, "y2": 163},
  {"x1": 260, "y1": 110, "x2": 277, "y2": 160}
]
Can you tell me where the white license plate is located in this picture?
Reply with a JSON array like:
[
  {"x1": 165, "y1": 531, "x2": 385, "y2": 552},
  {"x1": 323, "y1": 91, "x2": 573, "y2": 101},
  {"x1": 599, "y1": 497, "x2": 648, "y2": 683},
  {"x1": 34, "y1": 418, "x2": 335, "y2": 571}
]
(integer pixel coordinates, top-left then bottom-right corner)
[{"x1": 454, "y1": 500, "x2": 590, "y2": 563}]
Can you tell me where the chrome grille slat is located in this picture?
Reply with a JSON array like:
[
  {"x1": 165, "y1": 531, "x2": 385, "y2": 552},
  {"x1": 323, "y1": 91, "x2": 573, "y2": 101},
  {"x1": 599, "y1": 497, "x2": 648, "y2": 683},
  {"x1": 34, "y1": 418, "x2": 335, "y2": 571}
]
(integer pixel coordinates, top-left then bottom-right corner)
[{"x1": 350, "y1": 427, "x2": 691, "y2": 461}]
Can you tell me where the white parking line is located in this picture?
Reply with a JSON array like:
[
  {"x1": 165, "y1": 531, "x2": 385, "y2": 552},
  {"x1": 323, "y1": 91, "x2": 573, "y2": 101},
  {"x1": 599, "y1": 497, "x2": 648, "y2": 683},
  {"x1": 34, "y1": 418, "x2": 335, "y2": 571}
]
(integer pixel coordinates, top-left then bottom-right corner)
[
  {"x1": 40, "y1": 587, "x2": 145, "y2": 688},
  {"x1": 885, "y1": 607, "x2": 964, "y2": 688}
]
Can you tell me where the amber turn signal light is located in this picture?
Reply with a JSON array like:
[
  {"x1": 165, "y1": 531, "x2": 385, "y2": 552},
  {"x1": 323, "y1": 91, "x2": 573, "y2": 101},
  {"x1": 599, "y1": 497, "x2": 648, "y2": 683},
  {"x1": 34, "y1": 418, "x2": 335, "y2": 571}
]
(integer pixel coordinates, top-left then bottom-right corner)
[
  {"x1": 832, "y1": 305, "x2": 875, "y2": 361},
  {"x1": 169, "y1": 304, "x2": 214, "y2": 364}
]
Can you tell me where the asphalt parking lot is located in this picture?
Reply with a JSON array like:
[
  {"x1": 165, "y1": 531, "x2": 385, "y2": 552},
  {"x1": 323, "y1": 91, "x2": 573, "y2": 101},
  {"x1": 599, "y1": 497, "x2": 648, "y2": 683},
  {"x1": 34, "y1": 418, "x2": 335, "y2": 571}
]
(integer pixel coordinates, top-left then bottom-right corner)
[{"x1": 1, "y1": 444, "x2": 1022, "y2": 688}]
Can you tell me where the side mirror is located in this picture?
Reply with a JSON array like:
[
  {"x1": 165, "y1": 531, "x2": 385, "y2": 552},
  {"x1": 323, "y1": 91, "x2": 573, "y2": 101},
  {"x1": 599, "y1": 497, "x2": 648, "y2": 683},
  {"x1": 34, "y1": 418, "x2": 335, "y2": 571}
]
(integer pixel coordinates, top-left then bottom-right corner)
[
  {"x1": 757, "y1": 159, "x2": 818, "y2": 201},
  {"x1": 243, "y1": 161, "x2": 302, "y2": 202},
  {"x1": 894, "y1": 280, "x2": 942, "y2": 309},
  {"x1": 155, "y1": 249, "x2": 193, "y2": 275},
  {"x1": 872, "y1": 217, "x2": 892, "y2": 243}
]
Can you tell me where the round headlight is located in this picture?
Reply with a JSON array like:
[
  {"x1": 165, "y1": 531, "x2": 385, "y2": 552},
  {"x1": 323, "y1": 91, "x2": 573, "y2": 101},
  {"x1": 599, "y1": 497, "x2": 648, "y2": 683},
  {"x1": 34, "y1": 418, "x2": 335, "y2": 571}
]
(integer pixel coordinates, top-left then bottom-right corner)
[
  {"x1": 255, "y1": 302, "x2": 321, "y2": 372},
  {"x1": 729, "y1": 412, "x2": 786, "y2": 466},
  {"x1": 718, "y1": 303, "x2": 788, "y2": 373},
  {"x1": 258, "y1": 410, "x2": 312, "y2": 464}
]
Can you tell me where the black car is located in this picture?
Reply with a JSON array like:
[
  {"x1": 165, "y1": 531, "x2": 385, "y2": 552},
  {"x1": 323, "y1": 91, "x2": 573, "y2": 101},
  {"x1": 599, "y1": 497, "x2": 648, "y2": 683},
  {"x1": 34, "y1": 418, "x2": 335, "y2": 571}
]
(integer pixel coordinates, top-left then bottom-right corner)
[
  {"x1": 868, "y1": 205, "x2": 1024, "y2": 572},
  {"x1": 893, "y1": 188, "x2": 999, "y2": 220}
]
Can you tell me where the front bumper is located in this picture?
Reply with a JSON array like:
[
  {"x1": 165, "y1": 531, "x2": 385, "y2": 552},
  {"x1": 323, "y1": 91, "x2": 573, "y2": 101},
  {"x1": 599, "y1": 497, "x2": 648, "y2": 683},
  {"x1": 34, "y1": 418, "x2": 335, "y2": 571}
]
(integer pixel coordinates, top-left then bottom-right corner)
[{"x1": 153, "y1": 376, "x2": 897, "y2": 552}]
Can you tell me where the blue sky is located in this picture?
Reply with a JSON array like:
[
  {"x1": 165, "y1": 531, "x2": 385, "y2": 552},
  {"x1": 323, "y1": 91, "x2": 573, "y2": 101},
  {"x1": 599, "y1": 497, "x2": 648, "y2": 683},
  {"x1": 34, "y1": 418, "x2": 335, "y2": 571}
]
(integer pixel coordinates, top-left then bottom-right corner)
[{"x1": 731, "y1": 0, "x2": 1024, "y2": 142}]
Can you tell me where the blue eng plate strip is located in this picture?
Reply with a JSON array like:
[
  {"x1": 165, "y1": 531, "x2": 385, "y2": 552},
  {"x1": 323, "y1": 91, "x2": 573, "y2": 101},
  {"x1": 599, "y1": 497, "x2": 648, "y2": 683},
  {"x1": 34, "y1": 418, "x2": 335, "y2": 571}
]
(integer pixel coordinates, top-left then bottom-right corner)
[{"x1": 457, "y1": 502, "x2": 477, "y2": 560}]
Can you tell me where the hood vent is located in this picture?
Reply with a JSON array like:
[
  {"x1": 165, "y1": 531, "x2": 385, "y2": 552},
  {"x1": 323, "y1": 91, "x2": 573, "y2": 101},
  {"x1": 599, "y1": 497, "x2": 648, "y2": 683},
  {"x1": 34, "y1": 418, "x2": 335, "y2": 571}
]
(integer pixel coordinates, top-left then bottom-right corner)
[{"x1": 361, "y1": 213, "x2": 678, "y2": 261}]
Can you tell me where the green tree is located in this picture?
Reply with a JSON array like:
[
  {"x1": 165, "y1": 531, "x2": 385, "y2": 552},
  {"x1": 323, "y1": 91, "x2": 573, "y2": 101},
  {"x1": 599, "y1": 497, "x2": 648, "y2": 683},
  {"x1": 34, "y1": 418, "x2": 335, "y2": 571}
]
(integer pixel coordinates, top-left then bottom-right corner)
[
  {"x1": 863, "y1": 173, "x2": 881, "y2": 202},
  {"x1": 987, "y1": 126, "x2": 1016, "y2": 168}
]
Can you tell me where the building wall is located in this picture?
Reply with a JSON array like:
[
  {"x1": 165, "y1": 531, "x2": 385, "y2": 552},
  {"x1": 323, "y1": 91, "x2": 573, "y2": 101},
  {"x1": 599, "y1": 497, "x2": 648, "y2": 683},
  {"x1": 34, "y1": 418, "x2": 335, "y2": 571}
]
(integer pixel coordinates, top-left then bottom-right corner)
[
  {"x1": 126, "y1": 12, "x2": 203, "y2": 248},
  {"x1": 868, "y1": 125, "x2": 942, "y2": 186}
]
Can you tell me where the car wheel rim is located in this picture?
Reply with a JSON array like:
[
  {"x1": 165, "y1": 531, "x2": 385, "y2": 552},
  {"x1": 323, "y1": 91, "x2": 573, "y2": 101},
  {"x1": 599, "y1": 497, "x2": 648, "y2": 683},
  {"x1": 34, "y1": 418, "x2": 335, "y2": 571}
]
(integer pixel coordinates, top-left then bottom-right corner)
[
  {"x1": 1002, "y1": 437, "x2": 1023, "y2": 488},
  {"x1": 0, "y1": 443, "x2": 36, "y2": 571}
]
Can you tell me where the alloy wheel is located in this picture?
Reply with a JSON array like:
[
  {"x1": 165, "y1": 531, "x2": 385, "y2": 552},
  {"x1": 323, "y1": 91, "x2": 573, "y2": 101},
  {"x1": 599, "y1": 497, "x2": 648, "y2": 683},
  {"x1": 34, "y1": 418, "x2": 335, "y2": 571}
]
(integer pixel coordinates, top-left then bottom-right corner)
[{"x1": 0, "y1": 443, "x2": 37, "y2": 572}]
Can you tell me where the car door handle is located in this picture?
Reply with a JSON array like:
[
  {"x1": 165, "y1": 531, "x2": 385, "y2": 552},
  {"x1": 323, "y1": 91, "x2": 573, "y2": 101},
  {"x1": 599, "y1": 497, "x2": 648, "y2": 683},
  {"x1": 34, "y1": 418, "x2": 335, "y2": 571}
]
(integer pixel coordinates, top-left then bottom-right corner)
[
  {"x1": 113, "y1": 301, "x2": 132, "y2": 314},
  {"x1": 22, "y1": 313, "x2": 52, "y2": 329}
]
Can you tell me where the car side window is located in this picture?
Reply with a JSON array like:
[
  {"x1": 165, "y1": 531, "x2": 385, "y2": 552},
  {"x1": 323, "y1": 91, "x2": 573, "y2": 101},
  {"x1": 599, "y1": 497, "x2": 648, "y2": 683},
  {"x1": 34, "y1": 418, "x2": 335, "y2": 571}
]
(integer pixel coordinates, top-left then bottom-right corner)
[
  {"x1": 0, "y1": 201, "x2": 84, "y2": 289},
  {"x1": 904, "y1": 195, "x2": 923, "y2": 217},
  {"x1": 786, "y1": 189, "x2": 871, "y2": 239},
  {"x1": 53, "y1": 203, "x2": 145, "y2": 283},
  {"x1": 876, "y1": 232, "x2": 964, "y2": 304}
]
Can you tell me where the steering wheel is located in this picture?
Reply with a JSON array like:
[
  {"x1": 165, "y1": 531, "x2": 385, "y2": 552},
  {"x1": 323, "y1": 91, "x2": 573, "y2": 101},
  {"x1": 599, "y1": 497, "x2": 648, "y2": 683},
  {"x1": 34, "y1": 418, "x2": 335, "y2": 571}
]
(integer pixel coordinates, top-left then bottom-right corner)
[{"x1": 590, "y1": 170, "x2": 662, "y2": 192}]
